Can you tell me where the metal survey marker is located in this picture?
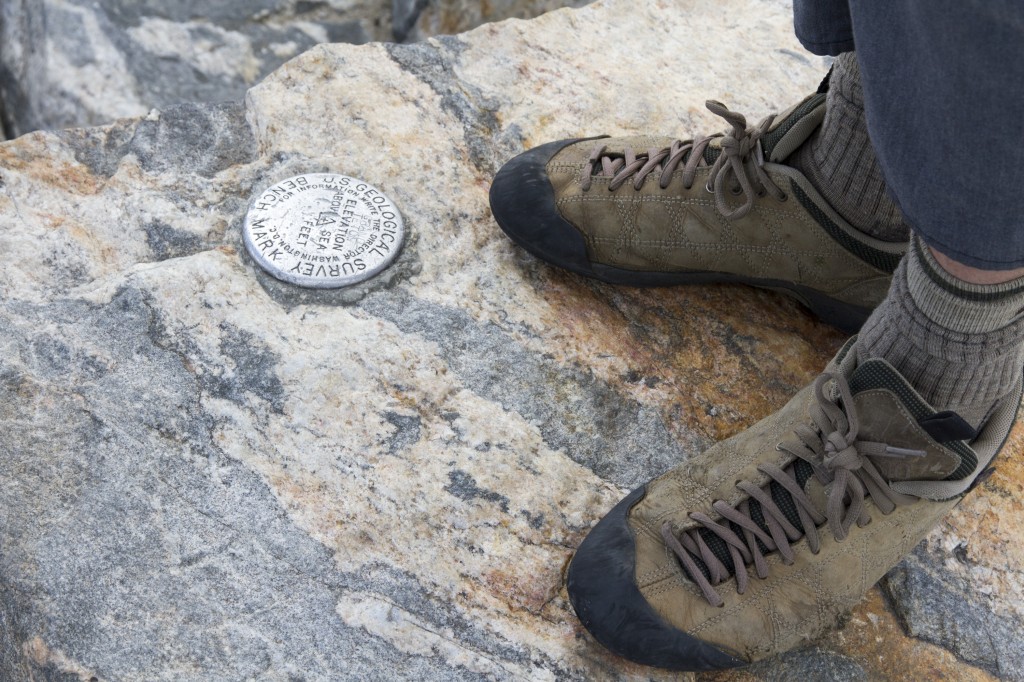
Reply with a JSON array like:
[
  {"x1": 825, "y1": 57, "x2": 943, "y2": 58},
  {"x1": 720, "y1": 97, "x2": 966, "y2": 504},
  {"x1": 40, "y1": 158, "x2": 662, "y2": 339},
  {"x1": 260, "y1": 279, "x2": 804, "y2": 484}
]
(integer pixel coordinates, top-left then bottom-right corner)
[{"x1": 243, "y1": 173, "x2": 405, "y2": 288}]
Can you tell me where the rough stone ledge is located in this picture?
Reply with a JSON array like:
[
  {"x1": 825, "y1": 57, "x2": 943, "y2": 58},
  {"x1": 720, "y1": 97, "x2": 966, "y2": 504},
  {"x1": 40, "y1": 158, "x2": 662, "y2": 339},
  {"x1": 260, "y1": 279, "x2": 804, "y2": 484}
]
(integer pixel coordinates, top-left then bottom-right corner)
[
  {"x1": 0, "y1": 0, "x2": 593, "y2": 138},
  {"x1": 0, "y1": 0, "x2": 1020, "y2": 680}
]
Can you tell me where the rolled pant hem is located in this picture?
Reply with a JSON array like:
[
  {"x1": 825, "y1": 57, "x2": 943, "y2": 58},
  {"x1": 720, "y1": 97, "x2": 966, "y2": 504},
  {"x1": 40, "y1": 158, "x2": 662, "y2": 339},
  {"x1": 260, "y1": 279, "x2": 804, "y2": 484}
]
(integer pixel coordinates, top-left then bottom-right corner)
[
  {"x1": 796, "y1": 36, "x2": 856, "y2": 57},
  {"x1": 916, "y1": 232, "x2": 1024, "y2": 272}
]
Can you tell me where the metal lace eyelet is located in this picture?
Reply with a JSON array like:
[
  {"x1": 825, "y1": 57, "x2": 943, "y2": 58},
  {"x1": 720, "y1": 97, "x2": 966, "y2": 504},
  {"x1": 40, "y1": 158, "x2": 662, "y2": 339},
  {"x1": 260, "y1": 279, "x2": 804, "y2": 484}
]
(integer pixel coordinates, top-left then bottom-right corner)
[
  {"x1": 730, "y1": 186, "x2": 742, "y2": 196},
  {"x1": 704, "y1": 181, "x2": 714, "y2": 193},
  {"x1": 778, "y1": 193, "x2": 789, "y2": 202}
]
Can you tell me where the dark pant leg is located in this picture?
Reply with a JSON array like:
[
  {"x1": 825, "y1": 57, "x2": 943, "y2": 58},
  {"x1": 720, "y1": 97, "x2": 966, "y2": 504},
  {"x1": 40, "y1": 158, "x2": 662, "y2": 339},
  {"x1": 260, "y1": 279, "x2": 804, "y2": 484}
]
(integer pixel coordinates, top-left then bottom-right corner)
[
  {"x1": 792, "y1": 0, "x2": 855, "y2": 56},
  {"x1": 849, "y1": 0, "x2": 1024, "y2": 270}
]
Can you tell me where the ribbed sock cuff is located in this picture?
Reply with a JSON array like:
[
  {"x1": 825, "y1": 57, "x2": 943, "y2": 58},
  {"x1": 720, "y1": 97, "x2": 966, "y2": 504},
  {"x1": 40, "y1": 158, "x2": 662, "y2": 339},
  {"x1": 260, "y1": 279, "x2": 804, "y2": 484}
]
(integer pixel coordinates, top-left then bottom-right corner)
[
  {"x1": 908, "y1": 235, "x2": 1024, "y2": 333},
  {"x1": 858, "y1": 242, "x2": 1024, "y2": 427},
  {"x1": 796, "y1": 52, "x2": 908, "y2": 243}
]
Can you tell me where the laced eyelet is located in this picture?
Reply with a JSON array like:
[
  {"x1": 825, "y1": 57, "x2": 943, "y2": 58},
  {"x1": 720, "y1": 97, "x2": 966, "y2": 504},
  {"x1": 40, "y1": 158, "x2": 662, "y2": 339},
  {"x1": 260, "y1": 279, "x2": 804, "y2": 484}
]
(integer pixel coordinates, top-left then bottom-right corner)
[
  {"x1": 704, "y1": 181, "x2": 714, "y2": 193},
  {"x1": 730, "y1": 186, "x2": 742, "y2": 196}
]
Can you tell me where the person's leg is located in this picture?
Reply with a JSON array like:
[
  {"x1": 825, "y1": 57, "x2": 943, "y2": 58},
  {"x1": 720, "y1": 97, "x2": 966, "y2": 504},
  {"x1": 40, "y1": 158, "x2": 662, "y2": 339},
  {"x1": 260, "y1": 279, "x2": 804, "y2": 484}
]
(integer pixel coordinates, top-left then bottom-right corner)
[
  {"x1": 563, "y1": 1, "x2": 1024, "y2": 672},
  {"x1": 779, "y1": 0, "x2": 908, "y2": 241},
  {"x1": 849, "y1": 0, "x2": 1024, "y2": 271},
  {"x1": 850, "y1": 0, "x2": 1024, "y2": 430},
  {"x1": 858, "y1": 238, "x2": 1024, "y2": 430},
  {"x1": 791, "y1": 0, "x2": 854, "y2": 56}
]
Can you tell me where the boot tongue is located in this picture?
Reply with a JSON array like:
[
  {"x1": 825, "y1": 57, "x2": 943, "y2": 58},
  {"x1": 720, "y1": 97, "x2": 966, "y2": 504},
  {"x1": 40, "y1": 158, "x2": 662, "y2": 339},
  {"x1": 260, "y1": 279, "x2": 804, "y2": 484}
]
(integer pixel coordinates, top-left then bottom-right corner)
[
  {"x1": 846, "y1": 359, "x2": 974, "y2": 482},
  {"x1": 762, "y1": 92, "x2": 825, "y2": 163},
  {"x1": 688, "y1": 458, "x2": 817, "y2": 583},
  {"x1": 699, "y1": 92, "x2": 826, "y2": 166},
  {"x1": 702, "y1": 139, "x2": 723, "y2": 165},
  {"x1": 796, "y1": 358, "x2": 972, "y2": 520}
]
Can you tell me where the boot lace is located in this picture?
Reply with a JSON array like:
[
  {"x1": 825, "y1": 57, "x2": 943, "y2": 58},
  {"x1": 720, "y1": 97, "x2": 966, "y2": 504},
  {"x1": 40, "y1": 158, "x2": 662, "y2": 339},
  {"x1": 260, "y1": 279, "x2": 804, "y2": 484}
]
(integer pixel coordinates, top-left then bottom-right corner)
[
  {"x1": 661, "y1": 372, "x2": 924, "y2": 607},
  {"x1": 581, "y1": 101, "x2": 787, "y2": 220}
]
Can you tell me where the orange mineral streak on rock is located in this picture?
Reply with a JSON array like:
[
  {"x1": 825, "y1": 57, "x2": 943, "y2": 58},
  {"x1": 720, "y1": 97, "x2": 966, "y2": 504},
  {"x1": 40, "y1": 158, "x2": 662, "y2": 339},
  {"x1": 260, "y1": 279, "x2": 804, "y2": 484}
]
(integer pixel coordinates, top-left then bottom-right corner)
[
  {"x1": 0, "y1": 137, "x2": 104, "y2": 195},
  {"x1": 22, "y1": 636, "x2": 99, "y2": 679},
  {"x1": 936, "y1": 419, "x2": 1024, "y2": 619},
  {"x1": 535, "y1": 268, "x2": 846, "y2": 442},
  {"x1": 24, "y1": 637, "x2": 49, "y2": 666},
  {"x1": 483, "y1": 567, "x2": 561, "y2": 615},
  {"x1": 822, "y1": 589, "x2": 997, "y2": 682}
]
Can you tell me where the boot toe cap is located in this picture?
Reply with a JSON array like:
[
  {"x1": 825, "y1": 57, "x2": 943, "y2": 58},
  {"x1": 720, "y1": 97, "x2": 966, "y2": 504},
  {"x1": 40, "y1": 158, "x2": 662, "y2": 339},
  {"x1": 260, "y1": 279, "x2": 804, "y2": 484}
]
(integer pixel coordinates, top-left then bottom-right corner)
[
  {"x1": 567, "y1": 486, "x2": 745, "y2": 672},
  {"x1": 489, "y1": 139, "x2": 596, "y2": 276}
]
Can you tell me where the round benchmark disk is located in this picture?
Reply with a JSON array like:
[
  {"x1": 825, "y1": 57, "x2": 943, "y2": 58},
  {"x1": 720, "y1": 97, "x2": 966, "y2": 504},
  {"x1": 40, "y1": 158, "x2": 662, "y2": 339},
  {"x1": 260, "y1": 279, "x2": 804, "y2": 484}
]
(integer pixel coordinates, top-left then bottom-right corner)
[{"x1": 243, "y1": 173, "x2": 405, "y2": 288}]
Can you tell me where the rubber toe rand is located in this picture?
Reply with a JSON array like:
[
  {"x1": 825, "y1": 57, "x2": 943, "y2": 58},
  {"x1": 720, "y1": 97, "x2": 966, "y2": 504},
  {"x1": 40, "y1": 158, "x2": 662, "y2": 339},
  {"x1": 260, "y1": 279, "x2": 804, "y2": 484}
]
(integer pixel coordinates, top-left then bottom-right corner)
[{"x1": 567, "y1": 486, "x2": 745, "y2": 671}]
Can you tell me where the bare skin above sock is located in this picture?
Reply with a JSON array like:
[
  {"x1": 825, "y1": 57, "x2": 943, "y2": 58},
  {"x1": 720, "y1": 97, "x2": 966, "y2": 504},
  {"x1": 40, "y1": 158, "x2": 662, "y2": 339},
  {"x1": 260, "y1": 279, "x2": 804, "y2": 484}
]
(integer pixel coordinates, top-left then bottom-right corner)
[
  {"x1": 792, "y1": 52, "x2": 909, "y2": 243},
  {"x1": 857, "y1": 236, "x2": 1024, "y2": 429}
]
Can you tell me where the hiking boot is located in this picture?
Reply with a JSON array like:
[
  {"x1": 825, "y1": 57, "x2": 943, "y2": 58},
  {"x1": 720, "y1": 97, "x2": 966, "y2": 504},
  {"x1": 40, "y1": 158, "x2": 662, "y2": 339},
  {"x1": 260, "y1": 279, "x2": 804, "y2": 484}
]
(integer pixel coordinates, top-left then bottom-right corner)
[
  {"x1": 566, "y1": 338, "x2": 1021, "y2": 670},
  {"x1": 489, "y1": 91, "x2": 905, "y2": 332}
]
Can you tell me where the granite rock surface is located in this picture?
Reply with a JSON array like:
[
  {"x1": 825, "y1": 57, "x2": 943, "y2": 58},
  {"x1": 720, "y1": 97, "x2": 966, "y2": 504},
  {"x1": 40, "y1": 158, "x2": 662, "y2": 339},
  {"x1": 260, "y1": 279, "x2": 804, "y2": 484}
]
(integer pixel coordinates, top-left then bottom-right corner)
[
  {"x1": 0, "y1": 0, "x2": 1021, "y2": 680},
  {"x1": 0, "y1": 0, "x2": 591, "y2": 138},
  {"x1": 393, "y1": 0, "x2": 591, "y2": 42}
]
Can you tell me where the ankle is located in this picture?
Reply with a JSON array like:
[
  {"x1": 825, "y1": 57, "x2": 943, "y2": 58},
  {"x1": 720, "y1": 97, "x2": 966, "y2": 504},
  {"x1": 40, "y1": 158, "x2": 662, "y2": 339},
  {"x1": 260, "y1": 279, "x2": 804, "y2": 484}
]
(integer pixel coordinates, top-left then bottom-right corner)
[
  {"x1": 858, "y1": 236, "x2": 1024, "y2": 429},
  {"x1": 930, "y1": 246, "x2": 1024, "y2": 285},
  {"x1": 910, "y1": 237, "x2": 1024, "y2": 334}
]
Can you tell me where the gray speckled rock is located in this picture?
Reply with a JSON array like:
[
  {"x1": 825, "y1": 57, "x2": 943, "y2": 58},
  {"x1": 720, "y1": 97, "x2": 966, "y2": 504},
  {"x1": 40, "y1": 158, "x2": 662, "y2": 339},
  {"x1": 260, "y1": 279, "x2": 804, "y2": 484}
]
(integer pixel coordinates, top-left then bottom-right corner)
[
  {"x1": 0, "y1": 0, "x2": 595, "y2": 137},
  {"x1": 0, "y1": 0, "x2": 1018, "y2": 680},
  {"x1": 0, "y1": 0, "x2": 378, "y2": 137},
  {"x1": 883, "y1": 541, "x2": 1024, "y2": 681},
  {"x1": 744, "y1": 648, "x2": 868, "y2": 682},
  {"x1": 393, "y1": 0, "x2": 592, "y2": 42}
]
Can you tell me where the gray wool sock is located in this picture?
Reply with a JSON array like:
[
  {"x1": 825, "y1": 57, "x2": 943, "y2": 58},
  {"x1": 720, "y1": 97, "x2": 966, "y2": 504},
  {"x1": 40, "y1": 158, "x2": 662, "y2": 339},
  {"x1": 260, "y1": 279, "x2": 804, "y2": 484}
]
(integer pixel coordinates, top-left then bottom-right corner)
[
  {"x1": 857, "y1": 235, "x2": 1024, "y2": 429},
  {"x1": 792, "y1": 52, "x2": 909, "y2": 243}
]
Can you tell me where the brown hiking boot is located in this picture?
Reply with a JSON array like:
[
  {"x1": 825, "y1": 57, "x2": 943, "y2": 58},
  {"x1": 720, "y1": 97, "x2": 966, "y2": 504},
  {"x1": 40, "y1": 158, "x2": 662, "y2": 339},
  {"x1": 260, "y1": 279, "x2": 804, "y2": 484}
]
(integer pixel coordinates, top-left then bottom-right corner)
[
  {"x1": 489, "y1": 90, "x2": 905, "y2": 332},
  {"x1": 566, "y1": 338, "x2": 1021, "y2": 670}
]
